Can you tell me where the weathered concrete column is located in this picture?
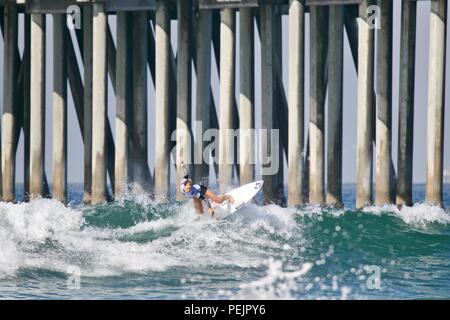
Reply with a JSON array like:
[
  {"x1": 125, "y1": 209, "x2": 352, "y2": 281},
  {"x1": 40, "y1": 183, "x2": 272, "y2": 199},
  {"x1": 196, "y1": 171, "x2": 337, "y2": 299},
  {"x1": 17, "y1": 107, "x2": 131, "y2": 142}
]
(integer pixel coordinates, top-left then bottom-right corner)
[
  {"x1": 91, "y1": 3, "x2": 107, "y2": 204},
  {"x1": 260, "y1": 3, "x2": 277, "y2": 204},
  {"x1": 288, "y1": 0, "x2": 305, "y2": 206},
  {"x1": 194, "y1": 9, "x2": 212, "y2": 185},
  {"x1": 115, "y1": 12, "x2": 132, "y2": 199},
  {"x1": 219, "y1": 8, "x2": 235, "y2": 192},
  {"x1": 375, "y1": 0, "x2": 393, "y2": 206},
  {"x1": 426, "y1": 0, "x2": 447, "y2": 206},
  {"x1": 309, "y1": 6, "x2": 328, "y2": 205},
  {"x1": 176, "y1": 0, "x2": 193, "y2": 200},
  {"x1": 273, "y1": 13, "x2": 285, "y2": 206},
  {"x1": 326, "y1": 5, "x2": 344, "y2": 207},
  {"x1": 83, "y1": 5, "x2": 93, "y2": 203},
  {"x1": 155, "y1": 0, "x2": 171, "y2": 202},
  {"x1": 24, "y1": 15, "x2": 31, "y2": 200},
  {"x1": 132, "y1": 11, "x2": 151, "y2": 195},
  {"x1": 52, "y1": 14, "x2": 67, "y2": 203},
  {"x1": 396, "y1": 0, "x2": 417, "y2": 207},
  {"x1": 2, "y1": 1, "x2": 18, "y2": 202},
  {"x1": 29, "y1": 13, "x2": 46, "y2": 199},
  {"x1": 239, "y1": 8, "x2": 255, "y2": 186},
  {"x1": 356, "y1": 0, "x2": 375, "y2": 209}
]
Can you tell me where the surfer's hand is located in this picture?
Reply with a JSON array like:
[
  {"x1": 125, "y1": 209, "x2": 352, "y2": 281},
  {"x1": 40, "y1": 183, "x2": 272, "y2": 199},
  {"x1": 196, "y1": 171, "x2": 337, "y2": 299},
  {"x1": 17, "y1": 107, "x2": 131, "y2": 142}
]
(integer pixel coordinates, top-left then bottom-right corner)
[{"x1": 208, "y1": 208, "x2": 215, "y2": 216}]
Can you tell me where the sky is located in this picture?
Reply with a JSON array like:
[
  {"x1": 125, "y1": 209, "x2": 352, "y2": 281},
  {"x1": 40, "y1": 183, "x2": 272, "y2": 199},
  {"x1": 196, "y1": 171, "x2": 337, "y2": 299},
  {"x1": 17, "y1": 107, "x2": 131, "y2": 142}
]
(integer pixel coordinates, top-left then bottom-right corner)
[{"x1": 0, "y1": 1, "x2": 449, "y2": 187}]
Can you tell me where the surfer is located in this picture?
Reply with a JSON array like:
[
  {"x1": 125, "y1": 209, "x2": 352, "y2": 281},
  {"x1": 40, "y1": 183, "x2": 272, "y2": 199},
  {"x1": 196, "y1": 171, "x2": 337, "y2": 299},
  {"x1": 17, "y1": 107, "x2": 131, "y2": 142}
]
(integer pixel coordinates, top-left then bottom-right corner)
[{"x1": 178, "y1": 161, "x2": 236, "y2": 216}]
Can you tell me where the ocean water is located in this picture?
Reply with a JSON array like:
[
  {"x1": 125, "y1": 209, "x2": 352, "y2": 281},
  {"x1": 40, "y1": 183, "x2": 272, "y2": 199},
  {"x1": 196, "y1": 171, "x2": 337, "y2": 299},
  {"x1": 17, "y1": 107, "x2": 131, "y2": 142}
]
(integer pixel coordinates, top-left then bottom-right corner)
[{"x1": 0, "y1": 184, "x2": 449, "y2": 300}]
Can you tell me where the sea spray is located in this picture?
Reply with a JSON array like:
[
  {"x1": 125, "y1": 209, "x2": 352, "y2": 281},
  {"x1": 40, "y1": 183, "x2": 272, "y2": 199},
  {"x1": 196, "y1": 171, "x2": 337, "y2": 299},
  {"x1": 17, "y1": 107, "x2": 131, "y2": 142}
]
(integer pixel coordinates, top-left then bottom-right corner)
[{"x1": 0, "y1": 186, "x2": 449, "y2": 299}]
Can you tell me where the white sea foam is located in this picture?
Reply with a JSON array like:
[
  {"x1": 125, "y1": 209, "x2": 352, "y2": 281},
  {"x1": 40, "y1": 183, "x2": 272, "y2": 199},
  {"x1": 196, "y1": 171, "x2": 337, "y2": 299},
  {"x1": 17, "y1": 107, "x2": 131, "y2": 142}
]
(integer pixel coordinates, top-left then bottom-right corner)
[
  {"x1": 397, "y1": 203, "x2": 450, "y2": 226},
  {"x1": 0, "y1": 197, "x2": 302, "y2": 279},
  {"x1": 293, "y1": 204, "x2": 347, "y2": 218},
  {"x1": 362, "y1": 203, "x2": 450, "y2": 226},
  {"x1": 1, "y1": 194, "x2": 448, "y2": 291},
  {"x1": 0, "y1": 199, "x2": 85, "y2": 278},
  {"x1": 230, "y1": 258, "x2": 313, "y2": 300},
  {"x1": 0, "y1": 229, "x2": 19, "y2": 278}
]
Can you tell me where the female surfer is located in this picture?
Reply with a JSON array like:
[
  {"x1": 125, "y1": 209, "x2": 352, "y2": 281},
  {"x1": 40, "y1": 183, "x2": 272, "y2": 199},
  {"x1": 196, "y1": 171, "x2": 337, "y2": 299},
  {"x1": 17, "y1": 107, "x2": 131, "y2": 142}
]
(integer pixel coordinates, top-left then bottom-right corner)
[{"x1": 178, "y1": 161, "x2": 236, "y2": 216}]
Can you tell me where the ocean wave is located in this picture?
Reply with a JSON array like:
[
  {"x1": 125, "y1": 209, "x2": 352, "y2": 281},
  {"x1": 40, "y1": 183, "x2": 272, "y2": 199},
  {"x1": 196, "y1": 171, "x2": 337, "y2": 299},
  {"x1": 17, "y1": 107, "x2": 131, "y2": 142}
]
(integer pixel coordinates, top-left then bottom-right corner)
[
  {"x1": 0, "y1": 195, "x2": 449, "y2": 300},
  {"x1": 0, "y1": 198, "x2": 301, "y2": 279},
  {"x1": 0, "y1": 199, "x2": 85, "y2": 279},
  {"x1": 233, "y1": 258, "x2": 314, "y2": 300},
  {"x1": 0, "y1": 228, "x2": 19, "y2": 279},
  {"x1": 362, "y1": 203, "x2": 450, "y2": 227}
]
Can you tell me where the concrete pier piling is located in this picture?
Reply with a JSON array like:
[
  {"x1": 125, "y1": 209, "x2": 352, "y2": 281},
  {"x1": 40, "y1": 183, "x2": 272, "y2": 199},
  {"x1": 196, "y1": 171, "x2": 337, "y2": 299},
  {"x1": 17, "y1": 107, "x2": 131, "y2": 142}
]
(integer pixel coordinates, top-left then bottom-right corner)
[
  {"x1": 375, "y1": 0, "x2": 393, "y2": 206},
  {"x1": 396, "y1": 0, "x2": 417, "y2": 207},
  {"x1": 176, "y1": 0, "x2": 193, "y2": 200},
  {"x1": 260, "y1": 3, "x2": 276, "y2": 204},
  {"x1": 309, "y1": 6, "x2": 328, "y2": 206},
  {"x1": 273, "y1": 12, "x2": 285, "y2": 206},
  {"x1": 356, "y1": 0, "x2": 375, "y2": 209},
  {"x1": 2, "y1": 1, "x2": 18, "y2": 202},
  {"x1": 83, "y1": 5, "x2": 93, "y2": 203},
  {"x1": 23, "y1": 15, "x2": 31, "y2": 201},
  {"x1": 115, "y1": 12, "x2": 132, "y2": 199},
  {"x1": 29, "y1": 13, "x2": 46, "y2": 199},
  {"x1": 326, "y1": 4, "x2": 344, "y2": 207},
  {"x1": 155, "y1": 0, "x2": 171, "y2": 202},
  {"x1": 0, "y1": 0, "x2": 445, "y2": 208},
  {"x1": 132, "y1": 11, "x2": 151, "y2": 195},
  {"x1": 194, "y1": 8, "x2": 212, "y2": 185},
  {"x1": 91, "y1": 2, "x2": 108, "y2": 204},
  {"x1": 219, "y1": 8, "x2": 236, "y2": 192},
  {"x1": 426, "y1": 0, "x2": 447, "y2": 207},
  {"x1": 288, "y1": 0, "x2": 305, "y2": 206},
  {"x1": 52, "y1": 14, "x2": 68, "y2": 203},
  {"x1": 239, "y1": 7, "x2": 255, "y2": 186}
]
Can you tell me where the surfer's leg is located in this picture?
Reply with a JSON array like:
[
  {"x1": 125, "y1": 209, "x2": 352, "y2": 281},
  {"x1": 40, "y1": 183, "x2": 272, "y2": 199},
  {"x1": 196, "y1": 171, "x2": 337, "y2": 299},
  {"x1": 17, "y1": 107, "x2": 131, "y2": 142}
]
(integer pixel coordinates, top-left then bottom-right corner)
[
  {"x1": 204, "y1": 190, "x2": 235, "y2": 204},
  {"x1": 193, "y1": 198, "x2": 204, "y2": 214}
]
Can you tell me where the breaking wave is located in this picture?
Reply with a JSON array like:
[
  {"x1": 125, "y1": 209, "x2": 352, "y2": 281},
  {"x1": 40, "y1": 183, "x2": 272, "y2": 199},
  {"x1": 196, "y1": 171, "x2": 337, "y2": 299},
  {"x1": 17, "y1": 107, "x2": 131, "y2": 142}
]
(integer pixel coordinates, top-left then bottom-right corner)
[{"x1": 0, "y1": 193, "x2": 449, "y2": 299}]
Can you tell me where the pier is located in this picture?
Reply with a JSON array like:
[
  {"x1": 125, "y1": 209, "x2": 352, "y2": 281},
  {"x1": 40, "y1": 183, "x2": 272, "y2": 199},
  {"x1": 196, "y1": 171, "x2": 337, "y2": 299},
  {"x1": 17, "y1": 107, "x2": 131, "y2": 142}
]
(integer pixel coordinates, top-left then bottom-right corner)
[{"x1": 0, "y1": 0, "x2": 447, "y2": 208}]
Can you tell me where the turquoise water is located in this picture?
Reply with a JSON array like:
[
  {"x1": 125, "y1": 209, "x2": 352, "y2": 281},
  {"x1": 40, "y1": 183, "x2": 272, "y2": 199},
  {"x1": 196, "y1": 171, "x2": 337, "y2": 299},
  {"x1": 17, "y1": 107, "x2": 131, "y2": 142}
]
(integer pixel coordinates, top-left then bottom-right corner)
[{"x1": 0, "y1": 184, "x2": 449, "y2": 299}]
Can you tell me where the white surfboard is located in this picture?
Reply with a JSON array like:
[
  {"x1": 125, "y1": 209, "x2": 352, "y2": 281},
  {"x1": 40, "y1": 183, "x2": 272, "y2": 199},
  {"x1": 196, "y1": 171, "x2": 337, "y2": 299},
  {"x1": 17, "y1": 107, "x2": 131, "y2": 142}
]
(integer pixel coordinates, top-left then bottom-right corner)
[{"x1": 207, "y1": 181, "x2": 264, "y2": 219}]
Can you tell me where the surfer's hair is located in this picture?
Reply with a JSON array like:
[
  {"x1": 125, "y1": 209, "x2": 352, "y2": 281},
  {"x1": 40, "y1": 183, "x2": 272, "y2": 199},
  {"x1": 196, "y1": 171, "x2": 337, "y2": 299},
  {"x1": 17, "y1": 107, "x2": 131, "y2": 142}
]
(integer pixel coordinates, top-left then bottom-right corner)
[{"x1": 185, "y1": 179, "x2": 193, "y2": 186}]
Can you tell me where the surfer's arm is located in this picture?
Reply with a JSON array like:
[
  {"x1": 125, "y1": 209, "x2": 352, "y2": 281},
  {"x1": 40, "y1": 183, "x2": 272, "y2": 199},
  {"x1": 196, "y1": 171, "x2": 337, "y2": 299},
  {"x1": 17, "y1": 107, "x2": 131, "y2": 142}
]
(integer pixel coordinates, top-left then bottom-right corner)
[
  {"x1": 179, "y1": 160, "x2": 190, "y2": 176},
  {"x1": 204, "y1": 199, "x2": 215, "y2": 216}
]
